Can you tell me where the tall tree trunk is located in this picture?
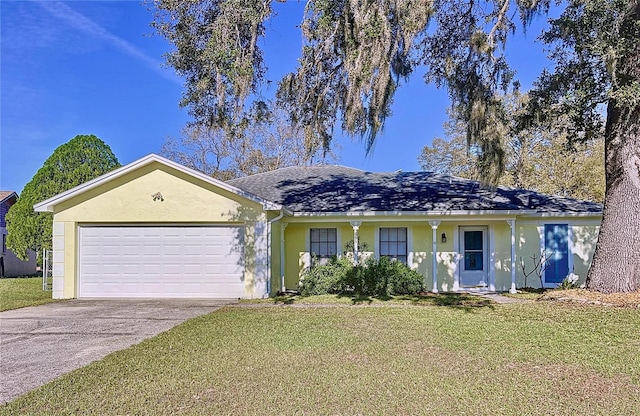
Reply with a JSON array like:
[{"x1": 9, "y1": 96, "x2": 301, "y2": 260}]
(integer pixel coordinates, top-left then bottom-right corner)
[
  {"x1": 586, "y1": 2, "x2": 640, "y2": 293},
  {"x1": 586, "y1": 100, "x2": 640, "y2": 293}
]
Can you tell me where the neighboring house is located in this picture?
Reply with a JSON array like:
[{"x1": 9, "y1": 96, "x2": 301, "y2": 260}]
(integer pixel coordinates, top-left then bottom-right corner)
[
  {"x1": 34, "y1": 154, "x2": 602, "y2": 299},
  {"x1": 1, "y1": 191, "x2": 37, "y2": 277}
]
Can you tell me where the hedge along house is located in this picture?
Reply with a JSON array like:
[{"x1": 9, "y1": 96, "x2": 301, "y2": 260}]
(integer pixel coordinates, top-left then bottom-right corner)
[{"x1": 35, "y1": 154, "x2": 602, "y2": 299}]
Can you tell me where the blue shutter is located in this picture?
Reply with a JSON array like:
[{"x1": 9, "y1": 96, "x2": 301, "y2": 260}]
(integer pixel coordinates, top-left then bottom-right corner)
[{"x1": 544, "y1": 224, "x2": 569, "y2": 284}]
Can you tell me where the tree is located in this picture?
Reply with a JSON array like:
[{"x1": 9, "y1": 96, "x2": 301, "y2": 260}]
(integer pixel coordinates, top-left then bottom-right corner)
[
  {"x1": 161, "y1": 103, "x2": 338, "y2": 180},
  {"x1": 6, "y1": 135, "x2": 120, "y2": 260},
  {"x1": 419, "y1": 97, "x2": 606, "y2": 202},
  {"x1": 530, "y1": 1, "x2": 640, "y2": 292},
  {"x1": 152, "y1": 1, "x2": 640, "y2": 293},
  {"x1": 418, "y1": 136, "x2": 478, "y2": 178}
]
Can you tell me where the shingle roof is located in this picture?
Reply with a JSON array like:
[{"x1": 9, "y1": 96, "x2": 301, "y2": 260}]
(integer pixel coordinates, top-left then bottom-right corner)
[{"x1": 227, "y1": 165, "x2": 602, "y2": 214}]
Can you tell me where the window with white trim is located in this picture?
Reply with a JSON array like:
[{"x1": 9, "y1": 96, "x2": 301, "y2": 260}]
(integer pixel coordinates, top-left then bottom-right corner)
[
  {"x1": 310, "y1": 228, "x2": 337, "y2": 264},
  {"x1": 379, "y1": 227, "x2": 408, "y2": 264}
]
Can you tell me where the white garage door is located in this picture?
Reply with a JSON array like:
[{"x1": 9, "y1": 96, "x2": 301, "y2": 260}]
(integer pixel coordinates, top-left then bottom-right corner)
[{"x1": 78, "y1": 226, "x2": 244, "y2": 298}]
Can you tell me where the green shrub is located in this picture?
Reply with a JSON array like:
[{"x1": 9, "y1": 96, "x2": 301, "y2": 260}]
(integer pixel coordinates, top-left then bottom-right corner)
[
  {"x1": 384, "y1": 258, "x2": 425, "y2": 295},
  {"x1": 299, "y1": 256, "x2": 424, "y2": 297},
  {"x1": 298, "y1": 256, "x2": 352, "y2": 296}
]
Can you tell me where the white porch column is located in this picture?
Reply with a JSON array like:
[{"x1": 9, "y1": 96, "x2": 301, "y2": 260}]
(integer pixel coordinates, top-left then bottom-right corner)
[
  {"x1": 429, "y1": 220, "x2": 441, "y2": 293},
  {"x1": 350, "y1": 221, "x2": 362, "y2": 263},
  {"x1": 280, "y1": 223, "x2": 288, "y2": 293},
  {"x1": 507, "y1": 219, "x2": 517, "y2": 293}
]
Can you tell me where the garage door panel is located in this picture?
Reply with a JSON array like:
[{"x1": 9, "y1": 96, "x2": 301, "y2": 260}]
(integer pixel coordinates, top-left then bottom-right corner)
[{"x1": 79, "y1": 226, "x2": 245, "y2": 298}]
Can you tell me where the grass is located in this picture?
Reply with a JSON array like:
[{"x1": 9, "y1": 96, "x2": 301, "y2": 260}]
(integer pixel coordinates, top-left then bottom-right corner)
[
  {"x1": 503, "y1": 287, "x2": 547, "y2": 301},
  {"x1": 2, "y1": 301, "x2": 639, "y2": 415},
  {"x1": 0, "y1": 277, "x2": 57, "y2": 312}
]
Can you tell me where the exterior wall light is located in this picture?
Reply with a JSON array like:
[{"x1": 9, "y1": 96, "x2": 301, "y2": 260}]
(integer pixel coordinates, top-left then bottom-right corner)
[
  {"x1": 151, "y1": 192, "x2": 164, "y2": 202},
  {"x1": 441, "y1": 233, "x2": 447, "y2": 243}
]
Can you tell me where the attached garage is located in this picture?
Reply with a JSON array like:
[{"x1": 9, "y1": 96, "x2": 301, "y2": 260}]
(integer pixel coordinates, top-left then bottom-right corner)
[
  {"x1": 34, "y1": 154, "x2": 282, "y2": 300},
  {"x1": 78, "y1": 226, "x2": 244, "y2": 298}
]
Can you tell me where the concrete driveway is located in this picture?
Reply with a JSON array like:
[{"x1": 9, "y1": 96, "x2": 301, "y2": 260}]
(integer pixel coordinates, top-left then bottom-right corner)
[{"x1": 0, "y1": 299, "x2": 235, "y2": 404}]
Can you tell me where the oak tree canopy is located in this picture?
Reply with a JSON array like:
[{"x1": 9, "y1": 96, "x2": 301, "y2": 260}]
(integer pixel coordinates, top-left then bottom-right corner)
[{"x1": 152, "y1": 0, "x2": 640, "y2": 293}]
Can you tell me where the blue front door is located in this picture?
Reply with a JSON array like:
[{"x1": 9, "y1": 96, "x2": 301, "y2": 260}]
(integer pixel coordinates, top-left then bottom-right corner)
[{"x1": 544, "y1": 224, "x2": 569, "y2": 285}]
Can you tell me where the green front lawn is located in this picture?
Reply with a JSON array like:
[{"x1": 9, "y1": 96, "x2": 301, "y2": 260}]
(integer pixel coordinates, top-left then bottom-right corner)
[
  {"x1": 0, "y1": 277, "x2": 57, "y2": 312},
  {"x1": 2, "y1": 302, "x2": 639, "y2": 415}
]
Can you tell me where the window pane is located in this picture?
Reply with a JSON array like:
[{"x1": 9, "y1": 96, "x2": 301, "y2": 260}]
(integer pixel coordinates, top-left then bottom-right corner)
[
  {"x1": 464, "y1": 231, "x2": 483, "y2": 250},
  {"x1": 380, "y1": 242, "x2": 389, "y2": 255},
  {"x1": 380, "y1": 228, "x2": 408, "y2": 264},
  {"x1": 311, "y1": 229, "x2": 319, "y2": 243},
  {"x1": 328, "y1": 243, "x2": 337, "y2": 256},
  {"x1": 310, "y1": 228, "x2": 337, "y2": 263},
  {"x1": 464, "y1": 252, "x2": 483, "y2": 271}
]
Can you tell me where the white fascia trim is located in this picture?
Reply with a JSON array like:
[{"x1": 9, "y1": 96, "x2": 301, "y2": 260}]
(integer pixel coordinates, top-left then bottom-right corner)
[
  {"x1": 291, "y1": 210, "x2": 539, "y2": 217},
  {"x1": 289, "y1": 211, "x2": 528, "y2": 222},
  {"x1": 519, "y1": 212, "x2": 602, "y2": 218},
  {"x1": 33, "y1": 153, "x2": 283, "y2": 213},
  {"x1": 0, "y1": 192, "x2": 18, "y2": 205},
  {"x1": 517, "y1": 218, "x2": 602, "y2": 226},
  {"x1": 287, "y1": 210, "x2": 602, "y2": 221}
]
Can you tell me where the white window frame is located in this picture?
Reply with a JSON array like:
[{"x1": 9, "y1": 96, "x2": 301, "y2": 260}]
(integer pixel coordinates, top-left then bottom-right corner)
[
  {"x1": 378, "y1": 227, "x2": 409, "y2": 265},
  {"x1": 309, "y1": 228, "x2": 338, "y2": 265}
]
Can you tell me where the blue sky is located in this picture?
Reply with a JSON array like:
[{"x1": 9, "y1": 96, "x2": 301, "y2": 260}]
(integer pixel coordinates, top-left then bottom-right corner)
[{"x1": 1, "y1": 1, "x2": 553, "y2": 194}]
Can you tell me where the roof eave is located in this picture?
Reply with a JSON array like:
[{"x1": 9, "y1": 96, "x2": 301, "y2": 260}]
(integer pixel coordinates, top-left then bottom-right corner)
[
  {"x1": 288, "y1": 209, "x2": 602, "y2": 218},
  {"x1": 0, "y1": 191, "x2": 18, "y2": 205}
]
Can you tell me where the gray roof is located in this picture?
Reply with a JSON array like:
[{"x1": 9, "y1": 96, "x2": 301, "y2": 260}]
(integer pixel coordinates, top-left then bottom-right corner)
[{"x1": 227, "y1": 165, "x2": 602, "y2": 214}]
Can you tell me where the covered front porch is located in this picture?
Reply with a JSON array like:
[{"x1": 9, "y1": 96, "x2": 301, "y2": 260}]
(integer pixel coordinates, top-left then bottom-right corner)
[{"x1": 276, "y1": 216, "x2": 519, "y2": 294}]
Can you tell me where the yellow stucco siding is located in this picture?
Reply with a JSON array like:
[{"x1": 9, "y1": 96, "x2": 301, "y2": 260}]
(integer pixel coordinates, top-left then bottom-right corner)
[
  {"x1": 515, "y1": 221, "x2": 600, "y2": 288},
  {"x1": 54, "y1": 163, "x2": 263, "y2": 223},
  {"x1": 516, "y1": 224, "x2": 541, "y2": 288},
  {"x1": 571, "y1": 225, "x2": 599, "y2": 282},
  {"x1": 491, "y1": 223, "x2": 513, "y2": 292},
  {"x1": 283, "y1": 224, "x2": 306, "y2": 289},
  {"x1": 433, "y1": 223, "x2": 455, "y2": 291},
  {"x1": 50, "y1": 162, "x2": 267, "y2": 299}
]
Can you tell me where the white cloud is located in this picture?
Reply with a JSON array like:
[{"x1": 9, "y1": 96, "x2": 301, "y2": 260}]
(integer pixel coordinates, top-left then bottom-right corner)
[{"x1": 38, "y1": 1, "x2": 181, "y2": 86}]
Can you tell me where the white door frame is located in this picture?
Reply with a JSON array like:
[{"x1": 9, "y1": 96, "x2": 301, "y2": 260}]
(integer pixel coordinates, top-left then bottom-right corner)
[{"x1": 458, "y1": 226, "x2": 489, "y2": 289}]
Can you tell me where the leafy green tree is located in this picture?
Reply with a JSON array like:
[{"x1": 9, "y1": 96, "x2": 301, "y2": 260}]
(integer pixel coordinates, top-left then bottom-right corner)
[
  {"x1": 529, "y1": 0, "x2": 639, "y2": 292},
  {"x1": 152, "y1": 0, "x2": 640, "y2": 293},
  {"x1": 6, "y1": 135, "x2": 120, "y2": 260}
]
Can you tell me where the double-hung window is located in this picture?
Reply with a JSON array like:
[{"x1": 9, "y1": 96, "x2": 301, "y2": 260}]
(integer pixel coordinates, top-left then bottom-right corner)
[
  {"x1": 310, "y1": 228, "x2": 337, "y2": 264},
  {"x1": 379, "y1": 227, "x2": 408, "y2": 264}
]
